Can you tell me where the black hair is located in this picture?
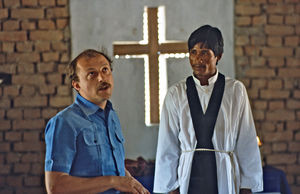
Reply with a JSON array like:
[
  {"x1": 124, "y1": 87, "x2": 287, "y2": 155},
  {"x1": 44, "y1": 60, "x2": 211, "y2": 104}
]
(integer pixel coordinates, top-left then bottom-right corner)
[{"x1": 188, "y1": 25, "x2": 224, "y2": 57}]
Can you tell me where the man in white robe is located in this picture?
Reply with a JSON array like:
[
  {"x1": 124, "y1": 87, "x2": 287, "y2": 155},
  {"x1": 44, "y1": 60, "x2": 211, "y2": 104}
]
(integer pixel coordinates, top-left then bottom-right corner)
[{"x1": 153, "y1": 25, "x2": 263, "y2": 194}]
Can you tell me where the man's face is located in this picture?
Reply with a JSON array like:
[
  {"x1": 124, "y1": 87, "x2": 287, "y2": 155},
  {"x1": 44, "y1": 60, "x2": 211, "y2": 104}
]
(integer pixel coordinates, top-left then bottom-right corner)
[
  {"x1": 189, "y1": 42, "x2": 219, "y2": 79},
  {"x1": 72, "y1": 54, "x2": 114, "y2": 108}
]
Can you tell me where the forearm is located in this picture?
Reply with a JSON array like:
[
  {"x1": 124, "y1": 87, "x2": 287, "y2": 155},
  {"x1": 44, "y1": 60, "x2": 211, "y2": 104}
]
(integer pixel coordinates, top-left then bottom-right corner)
[
  {"x1": 45, "y1": 171, "x2": 114, "y2": 194},
  {"x1": 169, "y1": 187, "x2": 180, "y2": 194},
  {"x1": 125, "y1": 168, "x2": 132, "y2": 177},
  {"x1": 240, "y1": 188, "x2": 252, "y2": 194},
  {"x1": 45, "y1": 171, "x2": 149, "y2": 194}
]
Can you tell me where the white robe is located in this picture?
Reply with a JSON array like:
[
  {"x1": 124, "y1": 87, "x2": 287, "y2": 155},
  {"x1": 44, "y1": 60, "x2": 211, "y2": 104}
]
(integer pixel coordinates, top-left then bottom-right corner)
[{"x1": 153, "y1": 71, "x2": 263, "y2": 194}]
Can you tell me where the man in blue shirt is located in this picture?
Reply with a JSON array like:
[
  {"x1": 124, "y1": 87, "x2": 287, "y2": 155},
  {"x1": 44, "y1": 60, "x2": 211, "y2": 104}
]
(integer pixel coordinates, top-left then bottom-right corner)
[{"x1": 45, "y1": 49, "x2": 149, "y2": 194}]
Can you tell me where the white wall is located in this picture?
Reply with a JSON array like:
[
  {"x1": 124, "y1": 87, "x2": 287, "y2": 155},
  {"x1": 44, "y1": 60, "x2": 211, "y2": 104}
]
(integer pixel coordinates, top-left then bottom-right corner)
[{"x1": 70, "y1": 0, "x2": 234, "y2": 159}]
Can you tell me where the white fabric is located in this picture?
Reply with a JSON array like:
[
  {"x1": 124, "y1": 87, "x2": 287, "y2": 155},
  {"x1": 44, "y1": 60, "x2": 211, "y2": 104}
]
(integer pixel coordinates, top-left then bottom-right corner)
[{"x1": 153, "y1": 71, "x2": 263, "y2": 194}]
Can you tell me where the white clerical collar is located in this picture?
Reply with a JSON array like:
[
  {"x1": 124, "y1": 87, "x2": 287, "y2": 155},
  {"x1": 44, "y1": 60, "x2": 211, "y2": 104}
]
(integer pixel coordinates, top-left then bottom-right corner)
[{"x1": 192, "y1": 69, "x2": 219, "y2": 87}]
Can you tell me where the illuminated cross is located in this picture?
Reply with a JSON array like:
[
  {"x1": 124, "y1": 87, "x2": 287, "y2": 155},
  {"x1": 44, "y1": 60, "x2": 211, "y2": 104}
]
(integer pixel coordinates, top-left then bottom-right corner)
[{"x1": 113, "y1": 6, "x2": 188, "y2": 125}]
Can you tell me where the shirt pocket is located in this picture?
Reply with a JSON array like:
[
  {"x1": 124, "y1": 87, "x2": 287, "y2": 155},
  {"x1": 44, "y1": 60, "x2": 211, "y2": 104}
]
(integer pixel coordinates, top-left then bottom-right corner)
[
  {"x1": 73, "y1": 127, "x2": 102, "y2": 176},
  {"x1": 115, "y1": 129, "x2": 125, "y2": 144},
  {"x1": 82, "y1": 128, "x2": 100, "y2": 146},
  {"x1": 113, "y1": 125, "x2": 125, "y2": 176}
]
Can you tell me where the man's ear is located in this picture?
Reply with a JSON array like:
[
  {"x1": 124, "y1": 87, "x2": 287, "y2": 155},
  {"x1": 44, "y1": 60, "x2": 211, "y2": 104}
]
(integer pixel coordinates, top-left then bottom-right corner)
[
  {"x1": 217, "y1": 53, "x2": 223, "y2": 61},
  {"x1": 72, "y1": 80, "x2": 80, "y2": 91}
]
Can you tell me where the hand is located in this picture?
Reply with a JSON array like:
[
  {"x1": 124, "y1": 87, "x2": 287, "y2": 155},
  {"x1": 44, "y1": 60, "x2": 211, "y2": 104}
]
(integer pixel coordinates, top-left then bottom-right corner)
[
  {"x1": 240, "y1": 188, "x2": 252, "y2": 194},
  {"x1": 113, "y1": 176, "x2": 150, "y2": 194},
  {"x1": 169, "y1": 188, "x2": 180, "y2": 194}
]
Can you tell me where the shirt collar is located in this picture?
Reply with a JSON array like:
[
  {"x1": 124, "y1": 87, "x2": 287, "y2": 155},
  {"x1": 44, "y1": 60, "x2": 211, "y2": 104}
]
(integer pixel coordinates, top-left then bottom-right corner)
[
  {"x1": 75, "y1": 94, "x2": 113, "y2": 116},
  {"x1": 192, "y1": 69, "x2": 219, "y2": 87}
]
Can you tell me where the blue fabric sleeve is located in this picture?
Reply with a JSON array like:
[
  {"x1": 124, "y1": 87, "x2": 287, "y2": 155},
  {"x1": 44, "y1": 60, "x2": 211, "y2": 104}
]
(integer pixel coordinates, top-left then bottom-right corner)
[{"x1": 45, "y1": 115, "x2": 77, "y2": 173}]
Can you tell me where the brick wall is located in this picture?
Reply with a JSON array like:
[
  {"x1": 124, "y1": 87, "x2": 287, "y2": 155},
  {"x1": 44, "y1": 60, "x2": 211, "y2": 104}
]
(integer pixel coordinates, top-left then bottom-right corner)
[
  {"x1": 0, "y1": 0, "x2": 71, "y2": 193},
  {"x1": 0, "y1": 0, "x2": 299, "y2": 193},
  {"x1": 235, "y1": 0, "x2": 299, "y2": 192}
]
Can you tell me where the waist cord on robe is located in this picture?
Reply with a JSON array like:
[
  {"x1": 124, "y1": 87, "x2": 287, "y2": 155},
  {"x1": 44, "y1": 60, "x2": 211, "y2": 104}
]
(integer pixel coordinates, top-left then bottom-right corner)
[{"x1": 182, "y1": 148, "x2": 238, "y2": 194}]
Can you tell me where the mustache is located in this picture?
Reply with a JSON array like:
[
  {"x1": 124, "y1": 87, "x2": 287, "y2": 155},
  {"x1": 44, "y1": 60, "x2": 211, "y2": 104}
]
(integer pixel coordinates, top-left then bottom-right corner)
[
  {"x1": 97, "y1": 82, "x2": 111, "y2": 90},
  {"x1": 191, "y1": 64, "x2": 206, "y2": 67}
]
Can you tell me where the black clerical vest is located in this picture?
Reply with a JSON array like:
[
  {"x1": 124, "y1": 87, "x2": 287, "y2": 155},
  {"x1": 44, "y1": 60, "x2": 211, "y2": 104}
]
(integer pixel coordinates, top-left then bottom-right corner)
[{"x1": 186, "y1": 73, "x2": 225, "y2": 194}]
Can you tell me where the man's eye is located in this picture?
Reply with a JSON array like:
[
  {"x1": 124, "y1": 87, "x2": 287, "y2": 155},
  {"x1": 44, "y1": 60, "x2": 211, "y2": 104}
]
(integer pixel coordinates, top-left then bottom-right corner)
[
  {"x1": 190, "y1": 49, "x2": 197, "y2": 55},
  {"x1": 201, "y1": 50, "x2": 208, "y2": 55},
  {"x1": 102, "y1": 67, "x2": 110, "y2": 73},
  {"x1": 88, "y1": 72, "x2": 97, "y2": 78}
]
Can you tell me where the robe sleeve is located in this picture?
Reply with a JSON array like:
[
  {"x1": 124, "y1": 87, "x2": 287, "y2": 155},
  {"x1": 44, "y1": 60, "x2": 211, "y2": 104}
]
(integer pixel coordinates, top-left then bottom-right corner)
[
  {"x1": 234, "y1": 84, "x2": 263, "y2": 192},
  {"x1": 153, "y1": 90, "x2": 180, "y2": 193}
]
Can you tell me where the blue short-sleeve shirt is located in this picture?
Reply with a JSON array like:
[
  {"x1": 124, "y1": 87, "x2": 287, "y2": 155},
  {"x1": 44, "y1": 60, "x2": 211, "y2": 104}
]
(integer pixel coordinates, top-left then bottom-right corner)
[{"x1": 45, "y1": 94, "x2": 125, "y2": 182}]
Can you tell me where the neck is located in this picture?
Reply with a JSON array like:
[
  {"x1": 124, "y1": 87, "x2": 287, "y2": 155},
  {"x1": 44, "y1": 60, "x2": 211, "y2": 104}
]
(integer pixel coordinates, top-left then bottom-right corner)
[
  {"x1": 197, "y1": 76, "x2": 209, "y2": 85},
  {"x1": 194, "y1": 70, "x2": 217, "y2": 86},
  {"x1": 98, "y1": 100, "x2": 107, "y2": 110}
]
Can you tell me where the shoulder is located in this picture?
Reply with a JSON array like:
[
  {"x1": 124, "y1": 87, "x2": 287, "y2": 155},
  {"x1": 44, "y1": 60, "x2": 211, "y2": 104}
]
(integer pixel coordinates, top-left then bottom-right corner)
[
  {"x1": 46, "y1": 103, "x2": 86, "y2": 131},
  {"x1": 166, "y1": 79, "x2": 187, "y2": 98},
  {"x1": 54, "y1": 103, "x2": 83, "y2": 120},
  {"x1": 224, "y1": 76, "x2": 247, "y2": 98},
  {"x1": 162, "y1": 78, "x2": 188, "y2": 111}
]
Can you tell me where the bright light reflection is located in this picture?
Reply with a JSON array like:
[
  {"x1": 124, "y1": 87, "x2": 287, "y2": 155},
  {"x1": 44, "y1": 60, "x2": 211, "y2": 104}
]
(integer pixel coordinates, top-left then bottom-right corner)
[
  {"x1": 144, "y1": 55, "x2": 151, "y2": 126},
  {"x1": 158, "y1": 6, "x2": 165, "y2": 43},
  {"x1": 142, "y1": 7, "x2": 148, "y2": 44},
  {"x1": 159, "y1": 55, "x2": 167, "y2": 117},
  {"x1": 114, "y1": 6, "x2": 188, "y2": 126}
]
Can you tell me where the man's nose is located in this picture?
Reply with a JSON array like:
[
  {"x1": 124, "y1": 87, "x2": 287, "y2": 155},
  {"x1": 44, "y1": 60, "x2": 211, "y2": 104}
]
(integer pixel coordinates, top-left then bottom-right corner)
[
  {"x1": 197, "y1": 53, "x2": 207, "y2": 62},
  {"x1": 97, "y1": 72, "x2": 104, "y2": 82},
  {"x1": 196, "y1": 53, "x2": 204, "y2": 61}
]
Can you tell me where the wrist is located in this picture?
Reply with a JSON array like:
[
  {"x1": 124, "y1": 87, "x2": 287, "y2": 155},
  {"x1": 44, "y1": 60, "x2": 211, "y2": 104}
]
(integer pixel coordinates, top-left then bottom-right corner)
[{"x1": 108, "y1": 176, "x2": 116, "y2": 188}]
